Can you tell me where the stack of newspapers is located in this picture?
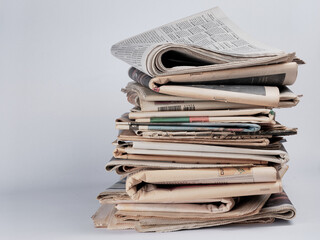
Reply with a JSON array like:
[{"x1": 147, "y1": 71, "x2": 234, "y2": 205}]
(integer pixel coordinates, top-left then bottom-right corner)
[{"x1": 92, "y1": 7, "x2": 303, "y2": 232}]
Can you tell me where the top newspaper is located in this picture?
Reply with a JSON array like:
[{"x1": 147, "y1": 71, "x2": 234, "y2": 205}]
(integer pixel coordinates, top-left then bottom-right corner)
[{"x1": 111, "y1": 7, "x2": 293, "y2": 76}]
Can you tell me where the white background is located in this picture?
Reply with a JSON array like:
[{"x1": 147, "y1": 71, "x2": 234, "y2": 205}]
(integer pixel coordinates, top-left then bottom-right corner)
[{"x1": 1, "y1": 0, "x2": 320, "y2": 239}]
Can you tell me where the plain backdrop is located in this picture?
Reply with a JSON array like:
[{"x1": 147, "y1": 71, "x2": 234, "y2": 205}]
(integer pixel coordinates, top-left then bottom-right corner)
[{"x1": 1, "y1": 0, "x2": 320, "y2": 239}]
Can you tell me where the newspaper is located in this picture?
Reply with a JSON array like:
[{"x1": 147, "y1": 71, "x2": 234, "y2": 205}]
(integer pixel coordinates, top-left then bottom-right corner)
[
  {"x1": 114, "y1": 141, "x2": 289, "y2": 164},
  {"x1": 97, "y1": 164, "x2": 288, "y2": 205},
  {"x1": 96, "y1": 178, "x2": 279, "y2": 204},
  {"x1": 93, "y1": 194, "x2": 270, "y2": 229},
  {"x1": 92, "y1": 191, "x2": 295, "y2": 232},
  {"x1": 115, "y1": 114, "x2": 296, "y2": 138},
  {"x1": 92, "y1": 197, "x2": 237, "y2": 228},
  {"x1": 113, "y1": 147, "x2": 287, "y2": 164},
  {"x1": 128, "y1": 65, "x2": 299, "y2": 106},
  {"x1": 127, "y1": 109, "x2": 276, "y2": 125},
  {"x1": 117, "y1": 138, "x2": 286, "y2": 150},
  {"x1": 112, "y1": 154, "x2": 270, "y2": 165},
  {"x1": 117, "y1": 130, "x2": 287, "y2": 148},
  {"x1": 125, "y1": 167, "x2": 278, "y2": 201},
  {"x1": 139, "y1": 100, "x2": 256, "y2": 112},
  {"x1": 105, "y1": 158, "x2": 259, "y2": 175},
  {"x1": 116, "y1": 121, "x2": 261, "y2": 133},
  {"x1": 128, "y1": 68, "x2": 283, "y2": 106},
  {"x1": 123, "y1": 82, "x2": 300, "y2": 111},
  {"x1": 131, "y1": 62, "x2": 298, "y2": 87},
  {"x1": 111, "y1": 7, "x2": 297, "y2": 77},
  {"x1": 126, "y1": 179, "x2": 281, "y2": 202},
  {"x1": 135, "y1": 191, "x2": 295, "y2": 232},
  {"x1": 133, "y1": 130, "x2": 290, "y2": 139},
  {"x1": 116, "y1": 197, "x2": 236, "y2": 214},
  {"x1": 126, "y1": 167, "x2": 277, "y2": 185},
  {"x1": 116, "y1": 195, "x2": 269, "y2": 220},
  {"x1": 116, "y1": 128, "x2": 295, "y2": 148}
]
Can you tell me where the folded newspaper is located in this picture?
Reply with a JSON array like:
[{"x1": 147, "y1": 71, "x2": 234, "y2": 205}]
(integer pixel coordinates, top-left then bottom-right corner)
[
  {"x1": 93, "y1": 186, "x2": 295, "y2": 232},
  {"x1": 123, "y1": 82, "x2": 300, "y2": 110},
  {"x1": 97, "y1": 174, "x2": 282, "y2": 204},
  {"x1": 128, "y1": 67, "x2": 300, "y2": 107},
  {"x1": 114, "y1": 141, "x2": 289, "y2": 164},
  {"x1": 127, "y1": 108, "x2": 276, "y2": 124},
  {"x1": 111, "y1": 7, "x2": 300, "y2": 77},
  {"x1": 106, "y1": 157, "x2": 262, "y2": 175},
  {"x1": 116, "y1": 129, "x2": 289, "y2": 148}
]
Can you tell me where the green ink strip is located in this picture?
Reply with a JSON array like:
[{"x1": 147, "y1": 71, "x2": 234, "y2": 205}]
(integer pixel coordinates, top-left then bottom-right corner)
[{"x1": 150, "y1": 117, "x2": 190, "y2": 123}]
